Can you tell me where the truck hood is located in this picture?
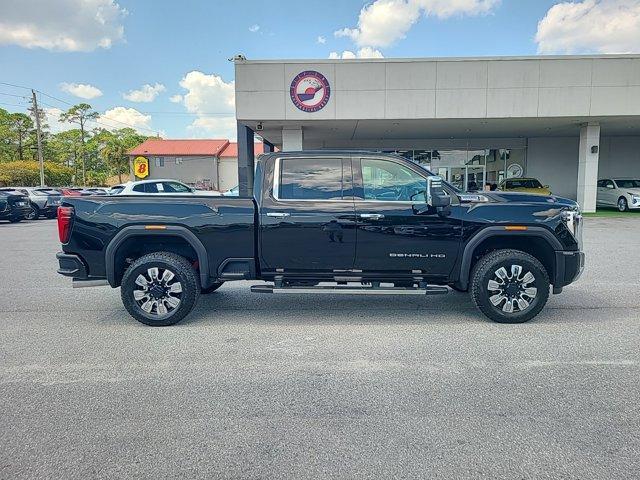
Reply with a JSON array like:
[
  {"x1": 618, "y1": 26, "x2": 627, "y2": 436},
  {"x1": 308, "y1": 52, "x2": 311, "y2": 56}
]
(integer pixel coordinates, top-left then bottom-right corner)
[{"x1": 464, "y1": 191, "x2": 579, "y2": 208}]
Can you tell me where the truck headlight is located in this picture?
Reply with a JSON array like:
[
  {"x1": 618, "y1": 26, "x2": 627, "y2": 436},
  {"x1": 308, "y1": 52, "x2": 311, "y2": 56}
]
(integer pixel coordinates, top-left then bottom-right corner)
[{"x1": 561, "y1": 207, "x2": 582, "y2": 247}]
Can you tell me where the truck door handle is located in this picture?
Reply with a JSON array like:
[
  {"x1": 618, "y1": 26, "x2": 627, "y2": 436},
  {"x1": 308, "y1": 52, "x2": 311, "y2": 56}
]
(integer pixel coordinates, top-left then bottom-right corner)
[
  {"x1": 359, "y1": 213, "x2": 385, "y2": 220},
  {"x1": 267, "y1": 212, "x2": 290, "y2": 218}
]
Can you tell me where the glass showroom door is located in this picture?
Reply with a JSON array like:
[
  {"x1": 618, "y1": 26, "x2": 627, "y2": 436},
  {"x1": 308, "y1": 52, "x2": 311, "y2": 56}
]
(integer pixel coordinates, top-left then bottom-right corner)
[{"x1": 466, "y1": 166, "x2": 485, "y2": 191}]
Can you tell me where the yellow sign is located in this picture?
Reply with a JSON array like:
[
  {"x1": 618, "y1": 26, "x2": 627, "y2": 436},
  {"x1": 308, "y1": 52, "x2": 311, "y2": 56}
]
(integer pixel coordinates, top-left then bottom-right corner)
[{"x1": 133, "y1": 156, "x2": 149, "y2": 179}]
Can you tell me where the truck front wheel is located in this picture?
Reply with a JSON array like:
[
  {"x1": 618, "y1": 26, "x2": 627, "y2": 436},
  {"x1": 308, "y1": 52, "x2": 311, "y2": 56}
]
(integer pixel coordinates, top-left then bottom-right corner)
[
  {"x1": 121, "y1": 252, "x2": 200, "y2": 326},
  {"x1": 470, "y1": 249, "x2": 549, "y2": 324}
]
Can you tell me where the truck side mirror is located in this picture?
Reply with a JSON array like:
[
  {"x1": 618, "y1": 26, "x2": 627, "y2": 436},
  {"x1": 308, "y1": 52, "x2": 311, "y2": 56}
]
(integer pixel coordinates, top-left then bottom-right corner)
[{"x1": 427, "y1": 176, "x2": 451, "y2": 208}]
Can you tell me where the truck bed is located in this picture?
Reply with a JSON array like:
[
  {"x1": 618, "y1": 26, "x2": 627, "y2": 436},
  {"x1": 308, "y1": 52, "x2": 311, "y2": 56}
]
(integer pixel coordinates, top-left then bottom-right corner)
[{"x1": 60, "y1": 195, "x2": 257, "y2": 286}]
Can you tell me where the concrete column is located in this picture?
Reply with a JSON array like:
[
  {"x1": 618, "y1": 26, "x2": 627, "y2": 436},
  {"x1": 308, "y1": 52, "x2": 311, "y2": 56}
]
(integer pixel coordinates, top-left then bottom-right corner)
[
  {"x1": 577, "y1": 123, "x2": 600, "y2": 213},
  {"x1": 282, "y1": 127, "x2": 303, "y2": 151},
  {"x1": 237, "y1": 122, "x2": 255, "y2": 197}
]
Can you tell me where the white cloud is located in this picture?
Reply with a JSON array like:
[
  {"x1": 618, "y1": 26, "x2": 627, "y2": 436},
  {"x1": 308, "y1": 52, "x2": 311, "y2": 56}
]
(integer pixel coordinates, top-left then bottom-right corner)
[
  {"x1": 187, "y1": 116, "x2": 237, "y2": 140},
  {"x1": 536, "y1": 0, "x2": 640, "y2": 54},
  {"x1": 418, "y1": 0, "x2": 501, "y2": 18},
  {"x1": 0, "y1": 0, "x2": 126, "y2": 52},
  {"x1": 335, "y1": 0, "x2": 499, "y2": 48},
  {"x1": 317, "y1": 35, "x2": 326, "y2": 44},
  {"x1": 329, "y1": 47, "x2": 385, "y2": 59},
  {"x1": 99, "y1": 107, "x2": 153, "y2": 133},
  {"x1": 249, "y1": 24, "x2": 260, "y2": 32},
  {"x1": 169, "y1": 94, "x2": 183, "y2": 103},
  {"x1": 59, "y1": 82, "x2": 103, "y2": 99},
  {"x1": 43, "y1": 107, "x2": 74, "y2": 134},
  {"x1": 123, "y1": 83, "x2": 166, "y2": 102},
  {"x1": 178, "y1": 71, "x2": 235, "y2": 114},
  {"x1": 175, "y1": 71, "x2": 236, "y2": 139}
]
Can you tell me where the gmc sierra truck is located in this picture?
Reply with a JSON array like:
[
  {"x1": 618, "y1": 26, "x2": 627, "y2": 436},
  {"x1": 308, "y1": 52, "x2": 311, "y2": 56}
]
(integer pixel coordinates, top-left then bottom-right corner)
[{"x1": 56, "y1": 151, "x2": 584, "y2": 326}]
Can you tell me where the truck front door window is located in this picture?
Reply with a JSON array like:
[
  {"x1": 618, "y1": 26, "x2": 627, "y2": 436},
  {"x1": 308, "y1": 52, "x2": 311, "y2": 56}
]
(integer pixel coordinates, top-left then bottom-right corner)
[{"x1": 361, "y1": 158, "x2": 427, "y2": 202}]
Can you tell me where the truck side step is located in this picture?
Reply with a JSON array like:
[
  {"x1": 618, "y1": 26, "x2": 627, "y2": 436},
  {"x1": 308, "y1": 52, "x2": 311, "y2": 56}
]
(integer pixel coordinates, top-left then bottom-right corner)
[{"x1": 250, "y1": 284, "x2": 449, "y2": 296}]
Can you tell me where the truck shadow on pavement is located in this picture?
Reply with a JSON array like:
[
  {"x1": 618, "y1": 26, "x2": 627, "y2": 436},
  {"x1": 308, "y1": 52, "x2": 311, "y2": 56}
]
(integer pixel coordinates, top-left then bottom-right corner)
[{"x1": 169, "y1": 287, "x2": 624, "y2": 327}]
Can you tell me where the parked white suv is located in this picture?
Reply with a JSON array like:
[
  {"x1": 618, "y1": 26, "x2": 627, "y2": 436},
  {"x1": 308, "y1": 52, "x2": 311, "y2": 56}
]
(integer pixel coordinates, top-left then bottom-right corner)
[
  {"x1": 109, "y1": 179, "x2": 220, "y2": 196},
  {"x1": 596, "y1": 178, "x2": 640, "y2": 211}
]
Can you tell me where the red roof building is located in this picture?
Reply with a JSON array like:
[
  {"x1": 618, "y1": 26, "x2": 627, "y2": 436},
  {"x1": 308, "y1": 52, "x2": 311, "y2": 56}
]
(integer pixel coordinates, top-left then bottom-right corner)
[
  {"x1": 219, "y1": 142, "x2": 266, "y2": 158},
  {"x1": 128, "y1": 139, "x2": 229, "y2": 157},
  {"x1": 127, "y1": 139, "x2": 266, "y2": 192}
]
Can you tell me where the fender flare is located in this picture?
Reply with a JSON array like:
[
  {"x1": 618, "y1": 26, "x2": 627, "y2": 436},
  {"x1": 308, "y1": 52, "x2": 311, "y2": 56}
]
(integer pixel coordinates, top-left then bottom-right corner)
[
  {"x1": 105, "y1": 225, "x2": 210, "y2": 288},
  {"x1": 458, "y1": 226, "x2": 563, "y2": 290}
]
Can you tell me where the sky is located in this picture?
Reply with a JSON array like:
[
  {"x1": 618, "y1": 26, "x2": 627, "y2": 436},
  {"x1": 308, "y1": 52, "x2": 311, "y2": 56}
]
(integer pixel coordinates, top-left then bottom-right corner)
[{"x1": 1, "y1": 0, "x2": 639, "y2": 139}]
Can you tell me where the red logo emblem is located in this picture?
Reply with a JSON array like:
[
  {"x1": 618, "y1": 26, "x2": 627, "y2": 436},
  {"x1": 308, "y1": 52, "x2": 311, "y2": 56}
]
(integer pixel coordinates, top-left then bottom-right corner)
[{"x1": 290, "y1": 70, "x2": 330, "y2": 112}]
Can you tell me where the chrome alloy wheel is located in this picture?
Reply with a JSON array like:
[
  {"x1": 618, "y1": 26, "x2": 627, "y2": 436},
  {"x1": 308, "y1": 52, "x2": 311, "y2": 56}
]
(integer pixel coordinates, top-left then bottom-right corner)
[
  {"x1": 26, "y1": 205, "x2": 37, "y2": 220},
  {"x1": 133, "y1": 267, "x2": 182, "y2": 316},
  {"x1": 487, "y1": 265, "x2": 537, "y2": 314}
]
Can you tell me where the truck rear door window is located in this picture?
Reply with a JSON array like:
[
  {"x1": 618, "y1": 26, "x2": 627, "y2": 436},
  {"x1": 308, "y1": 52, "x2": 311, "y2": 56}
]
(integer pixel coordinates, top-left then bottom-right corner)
[{"x1": 278, "y1": 158, "x2": 344, "y2": 200}]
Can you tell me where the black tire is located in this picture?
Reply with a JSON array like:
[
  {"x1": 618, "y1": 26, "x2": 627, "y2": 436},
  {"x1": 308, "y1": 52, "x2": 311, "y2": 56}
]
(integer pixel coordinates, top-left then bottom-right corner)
[
  {"x1": 201, "y1": 281, "x2": 223, "y2": 294},
  {"x1": 618, "y1": 197, "x2": 629, "y2": 212},
  {"x1": 9, "y1": 216, "x2": 22, "y2": 223},
  {"x1": 121, "y1": 252, "x2": 200, "y2": 326},
  {"x1": 450, "y1": 284, "x2": 467, "y2": 292},
  {"x1": 470, "y1": 249, "x2": 550, "y2": 324},
  {"x1": 25, "y1": 204, "x2": 39, "y2": 220}
]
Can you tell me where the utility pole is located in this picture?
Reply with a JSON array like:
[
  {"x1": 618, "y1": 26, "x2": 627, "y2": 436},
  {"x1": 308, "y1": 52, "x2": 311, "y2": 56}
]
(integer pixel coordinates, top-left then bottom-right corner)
[{"x1": 31, "y1": 90, "x2": 45, "y2": 187}]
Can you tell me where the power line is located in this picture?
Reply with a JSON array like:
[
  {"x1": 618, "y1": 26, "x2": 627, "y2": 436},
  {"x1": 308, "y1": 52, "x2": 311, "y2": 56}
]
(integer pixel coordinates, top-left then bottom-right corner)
[
  {"x1": 2, "y1": 82, "x2": 160, "y2": 134},
  {"x1": 0, "y1": 101, "x2": 29, "y2": 108},
  {"x1": 0, "y1": 81, "x2": 32, "y2": 90},
  {"x1": 35, "y1": 89, "x2": 74, "y2": 107},
  {"x1": 36, "y1": 98, "x2": 158, "y2": 135},
  {"x1": 0, "y1": 92, "x2": 30, "y2": 100},
  {"x1": 137, "y1": 110, "x2": 234, "y2": 116}
]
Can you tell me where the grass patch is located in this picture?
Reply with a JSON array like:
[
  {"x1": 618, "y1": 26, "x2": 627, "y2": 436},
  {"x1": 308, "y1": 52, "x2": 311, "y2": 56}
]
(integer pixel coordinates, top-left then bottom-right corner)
[{"x1": 583, "y1": 208, "x2": 640, "y2": 218}]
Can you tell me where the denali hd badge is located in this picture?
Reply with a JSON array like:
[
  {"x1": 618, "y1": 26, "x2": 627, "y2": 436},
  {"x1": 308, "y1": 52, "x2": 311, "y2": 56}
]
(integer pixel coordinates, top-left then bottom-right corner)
[
  {"x1": 390, "y1": 253, "x2": 446, "y2": 259},
  {"x1": 290, "y1": 71, "x2": 330, "y2": 112}
]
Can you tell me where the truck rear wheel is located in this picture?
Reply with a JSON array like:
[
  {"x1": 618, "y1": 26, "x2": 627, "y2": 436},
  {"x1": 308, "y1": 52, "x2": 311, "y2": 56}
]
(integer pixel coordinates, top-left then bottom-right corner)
[
  {"x1": 470, "y1": 249, "x2": 549, "y2": 324},
  {"x1": 121, "y1": 252, "x2": 200, "y2": 326}
]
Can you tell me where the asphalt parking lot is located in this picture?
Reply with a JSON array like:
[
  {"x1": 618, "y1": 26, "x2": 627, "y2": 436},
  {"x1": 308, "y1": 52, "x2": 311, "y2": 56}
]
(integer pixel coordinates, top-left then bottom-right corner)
[{"x1": 1, "y1": 217, "x2": 639, "y2": 479}]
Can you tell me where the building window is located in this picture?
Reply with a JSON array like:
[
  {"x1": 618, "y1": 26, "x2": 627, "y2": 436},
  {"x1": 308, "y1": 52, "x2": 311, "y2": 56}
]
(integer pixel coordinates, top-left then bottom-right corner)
[
  {"x1": 155, "y1": 157, "x2": 164, "y2": 167},
  {"x1": 175, "y1": 157, "x2": 183, "y2": 165}
]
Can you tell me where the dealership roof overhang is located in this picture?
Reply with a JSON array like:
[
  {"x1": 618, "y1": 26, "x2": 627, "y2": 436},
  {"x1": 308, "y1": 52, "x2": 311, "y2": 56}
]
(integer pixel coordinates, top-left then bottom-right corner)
[{"x1": 251, "y1": 116, "x2": 640, "y2": 149}]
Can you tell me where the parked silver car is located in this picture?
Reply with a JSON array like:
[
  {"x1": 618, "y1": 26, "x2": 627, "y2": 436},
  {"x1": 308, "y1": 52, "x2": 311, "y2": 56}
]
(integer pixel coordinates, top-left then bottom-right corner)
[
  {"x1": 0, "y1": 187, "x2": 62, "y2": 219},
  {"x1": 596, "y1": 179, "x2": 640, "y2": 211},
  {"x1": 109, "y1": 179, "x2": 220, "y2": 196}
]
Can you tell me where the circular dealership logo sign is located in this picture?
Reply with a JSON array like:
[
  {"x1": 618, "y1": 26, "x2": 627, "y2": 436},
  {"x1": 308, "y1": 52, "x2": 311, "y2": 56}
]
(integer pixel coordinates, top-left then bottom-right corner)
[{"x1": 290, "y1": 70, "x2": 330, "y2": 112}]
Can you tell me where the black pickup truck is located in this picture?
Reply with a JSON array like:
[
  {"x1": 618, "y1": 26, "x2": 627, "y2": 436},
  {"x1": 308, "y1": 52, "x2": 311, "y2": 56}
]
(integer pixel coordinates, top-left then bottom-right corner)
[{"x1": 56, "y1": 151, "x2": 584, "y2": 326}]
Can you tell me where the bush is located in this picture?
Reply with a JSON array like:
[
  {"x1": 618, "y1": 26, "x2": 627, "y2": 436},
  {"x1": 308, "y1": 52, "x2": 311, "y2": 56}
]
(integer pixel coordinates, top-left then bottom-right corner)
[{"x1": 0, "y1": 161, "x2": 73, "y2": 187}]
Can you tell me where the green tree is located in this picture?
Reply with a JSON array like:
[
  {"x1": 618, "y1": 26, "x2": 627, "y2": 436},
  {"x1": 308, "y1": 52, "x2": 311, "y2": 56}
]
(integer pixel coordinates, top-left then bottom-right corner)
[
  {"x1": 0, "y1": 161, "x2": 73, "y2": 187},
  {"x1": 59, "y1": 103, "x2": 98, "y2": 185},
  {"x1": 0, "y1": 108, "x2": 14, "y2": 162},
  {"x1": 94, "y1": 128, "x2": 148, "y2": 183},
  {"x1": 46, "y1": 129, "x2": 83, "y2": 176},
  {"x1": 8, "y1": 113, "x2": 34, "y2": 161}
]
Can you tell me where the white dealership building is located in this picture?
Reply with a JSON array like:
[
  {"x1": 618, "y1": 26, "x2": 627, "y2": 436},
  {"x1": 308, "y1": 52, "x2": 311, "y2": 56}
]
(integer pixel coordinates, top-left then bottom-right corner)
[{"x1": 234, "y1": 54, "x2": 640, "y2": 211}]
